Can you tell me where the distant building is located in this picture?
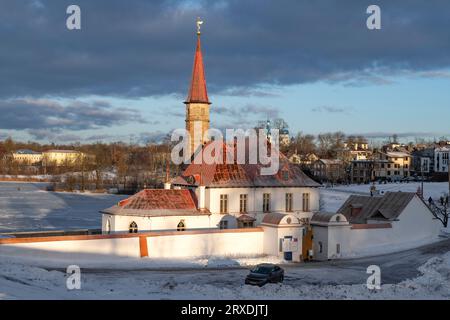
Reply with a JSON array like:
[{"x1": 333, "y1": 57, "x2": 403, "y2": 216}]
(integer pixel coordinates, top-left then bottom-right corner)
[
  {"x1": 340, "y1": 140, "x2": 372, "y2": 161},
  {"x1": 373, "y1": 151, "x2": 411, "y2": 181},
  {"x1": 350, "y1": 160, "x2": 374, "y2": 184},
  {"x1": 11, "y1": 149, "x2": 43, "y2": 165},
  {"x1": 312, "y1": 159, "x2": 346, "y2": 183},
  {"x1": 412, "y1": 148, "x2": 435, "y2": 176},
  {"x1": 42, "y1": 150, "x2": 84, "y2": 166},
  {"x1": 288, "y1": 152, "x2": 319, "y2": 166},
  {"x1": 279, "y1": 128, "x2": 291, "y2": 147},
  {"x1": 434, "y1": 146, "x2": 450, "y2": 173}
]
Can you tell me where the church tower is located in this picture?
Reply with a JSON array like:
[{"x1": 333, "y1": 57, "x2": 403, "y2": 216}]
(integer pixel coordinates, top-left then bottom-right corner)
[{"x1": 185, "y1": 18, "x2": 211, "y2": 155}]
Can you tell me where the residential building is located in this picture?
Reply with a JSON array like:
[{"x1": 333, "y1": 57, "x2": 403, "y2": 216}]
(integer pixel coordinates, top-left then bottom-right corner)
[
  {"x1": 340, "y1": 140, "x2": 372, "y2": 161},
  {"x1": 42, "y1": 150, "x2": 84, "y2": 166},
  {"x1": 434, "y1": 146, "x2": 450, "y2": 173},
  {"x1": 312, "y1": 159, "x2": 346, "y2": 183},
  {"x1": 373, "y1": 151, "x2": 411, "y2": 181},
  {"x1": 412, "y1": 147, "x2": 435, "y2": 177},
  {"x1": 11, "y1": 149, "x2": 43, "y2": 165}
]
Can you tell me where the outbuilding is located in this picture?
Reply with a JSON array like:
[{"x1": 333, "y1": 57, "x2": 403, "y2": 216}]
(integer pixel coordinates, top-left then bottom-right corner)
[{"x1": 311, "y1": 192, "x2": 442, "y2": 260}]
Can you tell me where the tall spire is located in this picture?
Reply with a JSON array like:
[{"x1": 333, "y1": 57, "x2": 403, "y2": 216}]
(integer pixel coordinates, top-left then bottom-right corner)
[{"x1": 185, "y1": 18, "x2": 210, "y2": 105}]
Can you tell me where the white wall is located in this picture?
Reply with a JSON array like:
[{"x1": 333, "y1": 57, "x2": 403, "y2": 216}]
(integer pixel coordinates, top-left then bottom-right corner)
[
  {"x1": 0, "y1": 230, "x2": 264, "y2": 260},
  {"x1": 312, "y1": 196, "x2": 442, "y2": 260},
  {"x1": 146, "y1": 230, "x2": 264, "y2": 258},
  {"x1": 103, "y1": 213, "x2": 214, "y2": 233},
  {"x1": 1, "y1": 237, "x2": 141, "y2": 258}
]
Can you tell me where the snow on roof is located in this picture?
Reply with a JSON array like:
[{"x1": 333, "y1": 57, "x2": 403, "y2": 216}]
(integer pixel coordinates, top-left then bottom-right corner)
[
  {"x1": 44, "y1": 150, "x2": 80, "y2": 153},
  {"x1": 15, "y1": 149, "x2": 41, "y2": 155},
  {"x1": 385, "y1": 151, "x2": 411, "y2": 157}
]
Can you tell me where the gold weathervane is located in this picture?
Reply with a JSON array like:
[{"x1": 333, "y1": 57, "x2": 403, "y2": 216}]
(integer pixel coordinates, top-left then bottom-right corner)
[{"x1": 196, "y1": 17, "x2": 204, "y2": 35}]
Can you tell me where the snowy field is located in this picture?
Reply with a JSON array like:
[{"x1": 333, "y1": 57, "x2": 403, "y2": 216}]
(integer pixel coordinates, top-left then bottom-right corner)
[
  {"x1": 0, "y1": 182, "x2": 127, "y2": 232},
  {"x1": 321, "y1": 182, "x2": 449, "y2": 212}
]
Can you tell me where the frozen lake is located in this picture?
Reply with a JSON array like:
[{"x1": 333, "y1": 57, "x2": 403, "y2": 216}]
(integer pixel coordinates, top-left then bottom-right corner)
[{"x1": 0, "y1": 182, "x2": 127, "y2": 232}]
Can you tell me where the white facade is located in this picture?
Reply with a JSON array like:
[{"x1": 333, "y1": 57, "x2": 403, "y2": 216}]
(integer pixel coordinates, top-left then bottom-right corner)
[
  {"x1": 434, "y1": 147, "x2": 450, "y2": 173},
  {"x1": 261, "y1": 214, "x2": 304, "y2": 262},
  {"x1": 205, "y1": 186, "x2": 320, "y2": 225},
  {"x1": 312, "y1": 197, "x2": 441, "y2": 260},
  {"x1": 102, "y1": 213, "x2": 215, "y2": 233},
  {"x1": 102, "y1": 185, "x2": 319, "y2": 234}
]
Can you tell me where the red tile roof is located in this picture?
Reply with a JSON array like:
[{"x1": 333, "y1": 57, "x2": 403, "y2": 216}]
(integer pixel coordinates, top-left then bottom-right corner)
[
  {"x1": 172, "y1": 142, "x2": 320, "y2": 188},
  {"x1": 101, "y1": 189, "x2": 210, "y2": 217},
  {"x1": 185, "y1": 35, "x2": 210, "y2": 104}
]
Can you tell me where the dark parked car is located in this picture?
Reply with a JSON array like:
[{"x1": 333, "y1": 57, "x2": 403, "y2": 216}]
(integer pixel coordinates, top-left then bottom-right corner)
[{"x1": 245, "y1": 263, "x2": 284, "y2": 287}]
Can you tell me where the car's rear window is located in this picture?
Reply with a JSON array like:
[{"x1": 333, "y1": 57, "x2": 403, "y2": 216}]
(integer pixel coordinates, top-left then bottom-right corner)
[{"x1": 252, "y1": 266, "x2": 273, "y2": 274}]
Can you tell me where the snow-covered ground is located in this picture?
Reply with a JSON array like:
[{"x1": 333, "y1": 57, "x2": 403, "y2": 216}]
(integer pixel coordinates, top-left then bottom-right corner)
[
  {"x1": 320, "y1": 182, "x2": 449, "y2": 212},
  {"x1": 0, "y1": 182, "x2": 127, "y2": 232},
  {"x1": 1, "y1": 245, "x2": 450, "y2": 300}
]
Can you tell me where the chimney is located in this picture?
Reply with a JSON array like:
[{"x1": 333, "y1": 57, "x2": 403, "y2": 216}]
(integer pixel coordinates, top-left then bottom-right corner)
[
  {"x1": 197, "y1": 173, "x2": 206, "y2": 210},
  {"x1": 164, "y1": 160, "x2": 171, "y2": 189}
]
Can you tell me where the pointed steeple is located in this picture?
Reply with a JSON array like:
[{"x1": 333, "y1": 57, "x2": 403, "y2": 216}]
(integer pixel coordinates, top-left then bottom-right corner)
[{"x1": 185, "y1": 24, "x2": 210, "y2": 105}]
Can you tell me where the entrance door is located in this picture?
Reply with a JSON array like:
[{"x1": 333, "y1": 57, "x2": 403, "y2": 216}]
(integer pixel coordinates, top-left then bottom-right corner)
[
  {"x1": 283, "y1": 236, "x2": 293, "y2": 261},
  {"x1": 302, "y1": 226, "x2": 313, "y2": 261}
]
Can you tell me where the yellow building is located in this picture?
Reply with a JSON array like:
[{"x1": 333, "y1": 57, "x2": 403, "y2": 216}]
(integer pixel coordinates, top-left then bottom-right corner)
[
  {"x1": 42, "y1": 150, "x2": 84, "y2": 166},
  {"x1": 11, "y1": 149, "x2": 43, "y2": 165},
  {"x1": 374, "y1": 151, "x2": 411, "y2": 181}
]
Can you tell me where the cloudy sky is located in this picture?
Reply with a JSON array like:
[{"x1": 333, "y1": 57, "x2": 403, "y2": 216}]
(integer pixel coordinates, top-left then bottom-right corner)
[{"x1": 0, "y1": 0, "x2": 449, "y2": 144}]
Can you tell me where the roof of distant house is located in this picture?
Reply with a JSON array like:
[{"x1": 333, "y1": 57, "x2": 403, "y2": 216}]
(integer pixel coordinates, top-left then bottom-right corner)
[
  {"x1": 337, "y1": 192, "x2": 428, "y2": 224},
  {"x1": 14, "y1": 149, "x2": 41, "y2": 155},
  {"x1": 100, "y1": 189, "x2": 210, "y2": 217},
  {"x1": 384, "y1": 151, "x2": 411, "y2": 157},
  {"x1": 317, "y1": 159, "x2": 343, "y2": 165},
  {"x1": 44, "y1": 150, "x2": 80, "y2": 153}
]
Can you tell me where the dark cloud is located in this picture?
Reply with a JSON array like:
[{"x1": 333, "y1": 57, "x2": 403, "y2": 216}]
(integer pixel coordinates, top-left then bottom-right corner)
[
  {"x1": 0, "y1": 99, "x2": 145, "y2": 135},
  {"x1": 138, "y1": 131, "x2": 170, "y2": 144},
  {"x1": 355, "y1": 131, "x2": 449, "y2": 140},
  {"x1": 311, "y1": 106, "x2": 352, "y2": 114},
  {"x1": 0, "y1": 0, "x2": 449, "y2": 99},
  {"x1": 215, "y1": 104, "x2": 279, "y2": 119}
]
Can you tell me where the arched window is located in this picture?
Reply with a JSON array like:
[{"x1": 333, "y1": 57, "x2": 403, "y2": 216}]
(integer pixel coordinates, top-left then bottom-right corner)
[
  {"x1": 129, "y1": 221, "x2": 138, "y2": 233},
  {"x1": 177, "y1": 220, "x2": 186, "y2": 231}
]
